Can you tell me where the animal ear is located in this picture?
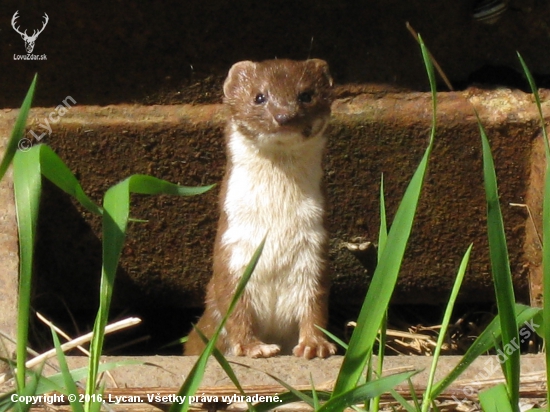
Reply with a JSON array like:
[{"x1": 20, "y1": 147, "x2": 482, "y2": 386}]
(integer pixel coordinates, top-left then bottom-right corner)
[
  {"x1": 306, "y1": 59, "x2": 333, "y2": 87},
  {"x1": 223, "y1": 61, "x2": 256, "y2": 99}
]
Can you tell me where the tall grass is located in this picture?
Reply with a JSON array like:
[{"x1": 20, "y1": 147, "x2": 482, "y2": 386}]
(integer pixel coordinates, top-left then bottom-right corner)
[
  {"x1": 517, "y1": 52, "x2": 550, "y2": 408},
  {"x1": 0, "y1": 76, "x2": 214, "y2": 411},
  {"x1": 169, "y1": 239, "x2": 266, "y2": 412},
  {"x1": 421, "y1": 243, "x2": 472, "y2": 412},
  {"x1": 85, "y1": 175, "x2": 213, "y2": 411},
  {"x1": 330, "y1": 34, "x2": 437, "y2": 400},
  {"x1": 0, "y1": 75, "x2": 38, "y2": 392},
  {"x1": 476, "y1": 114, "x2": 520, "y2": 409},
  {"x1": 474, "y1": 54, "x2": 550, "y2": 412},
  {"x1": 1, "y1": 44, "x2": 548, "y2": 412}
]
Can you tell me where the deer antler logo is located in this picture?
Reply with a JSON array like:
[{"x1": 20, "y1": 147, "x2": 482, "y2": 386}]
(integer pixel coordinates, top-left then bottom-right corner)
[{"x1": 11, "y1": 11, "x2": 49, "y2": 54}]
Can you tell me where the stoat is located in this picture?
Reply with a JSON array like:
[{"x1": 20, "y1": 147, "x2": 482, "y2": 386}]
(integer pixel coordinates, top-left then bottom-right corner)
[{"x1": 185, "y1": 59, "x2": 336, "y2": 359}]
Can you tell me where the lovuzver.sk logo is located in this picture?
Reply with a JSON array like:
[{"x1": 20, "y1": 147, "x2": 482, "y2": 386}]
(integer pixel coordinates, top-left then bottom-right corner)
[{"x1": 12, "y1": 10, "x2": 48, "y2": 61}]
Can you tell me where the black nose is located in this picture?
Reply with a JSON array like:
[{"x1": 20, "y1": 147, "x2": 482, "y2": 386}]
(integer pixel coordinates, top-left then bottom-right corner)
[{"x1": 275, "y1": 113, "x2": 291, "y2": 125}]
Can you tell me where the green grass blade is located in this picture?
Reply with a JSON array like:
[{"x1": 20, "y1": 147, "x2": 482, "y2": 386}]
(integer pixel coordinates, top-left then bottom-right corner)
[
  {"x1": 389, "y1": 388, "x2": 417, "y2": 412},
  {"x1": 319, "y1": 370, "x2": 418, "y2": 412},
  {"x1": 14, "y1": 144, "x2": 102, "y2": 215},
  {"x1": 128, "y1": 174, "x2": 215, "y2": 196},
  {"x1": 160, "y1": 336, "x2": 187, "y2": 349},
  {"x1": 6, "y1": 76, "x2": 38, "y2": 392},
  {"x1": 407, "y1": 377, "x2": 421, "y2": 411},
  {"x1": 310, "y1": 374, "x2": 320, "y2": 411},
  {"x1": 517, "y1": 54, "x2": 549, "y2": 157},
  {"x1": 85, "y1": 175, "x2": 213, "y2": 411},
  {"x1": 430, "y1": 303, "x2": 539, "y2": 398},
  {"x1": 37, "y1": 144, "x2": 102, "y2": 215},
  {"x1": 88, "y1": 383, "x2": 105, "y2": 412},
  {"x1": 517, "y1": 52, "x2": 550, "y2": 408},
  {"x1": 422, "y1": 244, "x2": 472, "y2": 412},
  {"x1": 38, "y1": 361, "x2": 140, "y2": 393},
  {"x1": 378, "y1": 174, "x2": 387, "y2": 258},
  {"x1": 316, "y1": 325, "x2": 348, "y2": 350},
  {"x1": 254, "y1": 391, "x2": 332, "y2": 412},
  {"x1": 169, "y1": 237, "x2": 265, "y2": 412},
  {"x1": 332, "y1": 34, "x2": 436, "y2": 397},
  {"x1": 477, "y1": 114, "x2": 520, "y2": 408},
  {"x1": 13, "y1": 148, "x2": 42, "y2": 390},
  {"x1": 371, "y1": 175, "x2": 388, "y2": 412},
  {"x1": 50, "y1": 328, "x2": 84, "y2": 412},
  {"x1": 9, "y1": 364, "x2": 45, "y2": 412},
  {"x1": 0, "y1": 74, "x2": 37, "y2": 182},
  {"x1": 538, "y1": 80, "x2": 550, "y2": 411},
  {"x1": 251, "y1": 366, "x2": 316, "y2": 408},
  {"x1": 194, "y1": 328, "x2": 257, "y2": 412},
  {"x1": 0, "y1": 361, "x2": 139, "y2": 411},
  {"x1": 13, "y1": 142, "x2": 102, "y2": 392},
  {"x1": 332, "y1": 137, "x2": 431, "y2": 396},
  {"x1": 84, "y1": 181, "x2": 130, "y2": 410},
  {"x1": 22, "y1": 365, "x2": 46, "y2": 412},
  {"x1": 479, "y1": 383, "x2": 514, "y2": 412},
  {"x1": 370, "y1": 310, "x2": 387, "y2": 412},
  {"x1": 0, "y1": 393, "x2": 16, "y2": 412}
]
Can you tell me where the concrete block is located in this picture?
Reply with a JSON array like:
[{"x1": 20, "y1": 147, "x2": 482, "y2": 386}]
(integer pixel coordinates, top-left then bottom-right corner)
[{"x1": 0, "y1": 111, "x2": 20, "y2": 374}]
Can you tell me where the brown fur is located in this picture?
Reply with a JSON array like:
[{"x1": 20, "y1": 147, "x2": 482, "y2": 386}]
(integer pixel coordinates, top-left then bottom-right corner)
[{"x1": 185, "y1": 59, "x2": 336, "y2": 358}]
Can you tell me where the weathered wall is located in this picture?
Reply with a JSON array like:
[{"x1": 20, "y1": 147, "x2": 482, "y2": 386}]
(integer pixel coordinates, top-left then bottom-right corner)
[
  {"x1": 0, "y1": 88, "x2": 545, "y2": 354},
  {"x1": 0, "y1": 89, "x2": 540, "y2": 317},
  {"x1": 0, "y1": 132, "x2": 18, "y2": 374}
]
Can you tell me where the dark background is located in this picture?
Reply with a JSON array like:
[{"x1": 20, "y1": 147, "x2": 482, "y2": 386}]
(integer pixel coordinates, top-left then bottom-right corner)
[{"x1": 2, "y1": 0, "x2": 550, "y2": 108}]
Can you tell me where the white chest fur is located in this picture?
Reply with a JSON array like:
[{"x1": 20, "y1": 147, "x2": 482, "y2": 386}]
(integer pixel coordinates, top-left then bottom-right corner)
[{"x1": 221, "y1": 127, "x2": 327, "y2": 345}]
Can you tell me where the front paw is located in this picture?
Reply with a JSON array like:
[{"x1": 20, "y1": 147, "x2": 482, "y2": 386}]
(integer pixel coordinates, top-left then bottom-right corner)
[
  {"x1": 234, "y1": 342, "x2": 281, "y2": 358},
  {"x1": 293, "y1": 337, "x2": 337, "y2": 359}
]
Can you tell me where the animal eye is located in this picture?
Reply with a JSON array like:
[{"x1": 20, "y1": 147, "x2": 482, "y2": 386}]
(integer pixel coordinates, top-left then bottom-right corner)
[
  {"x1": 254, "y1": 93, "x2": 266, "y2": 104},
  {"x1": 298, "y1": 91, "x2": 313, "y2": 103}
]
